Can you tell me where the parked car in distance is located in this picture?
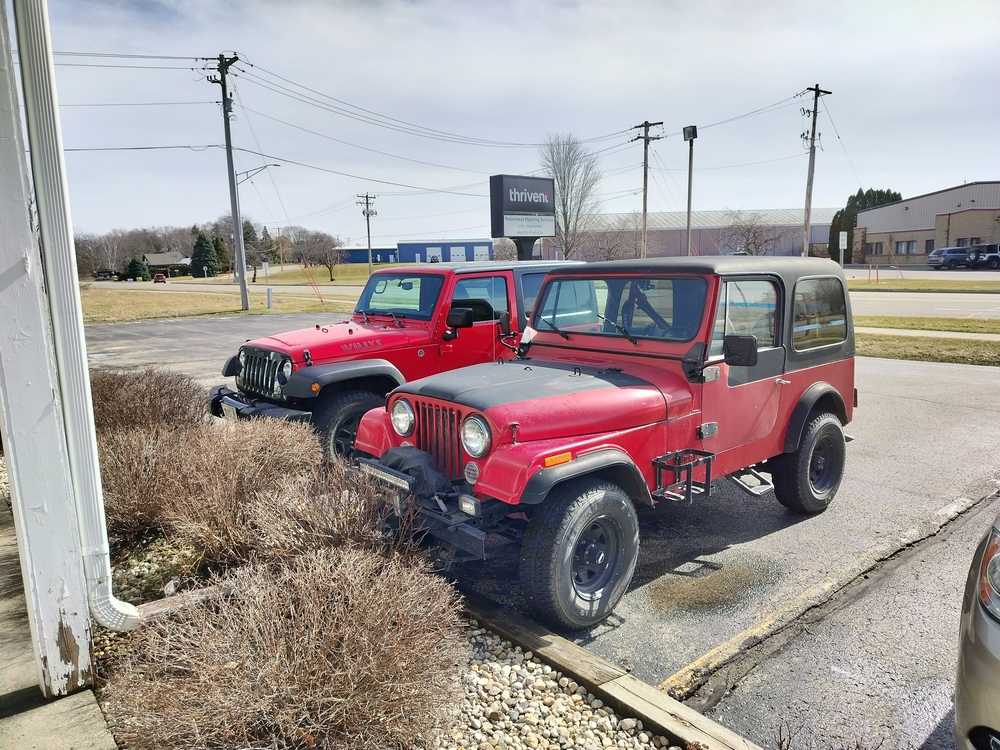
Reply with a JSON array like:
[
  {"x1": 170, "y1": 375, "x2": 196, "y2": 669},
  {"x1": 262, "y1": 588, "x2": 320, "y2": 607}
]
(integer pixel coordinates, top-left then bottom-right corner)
[
  {"x1": 210, "y1": 261, "x2": 578, "y2": 456},
  {"x1": 928, "y1": 247, "x2": 972, "y2": 269},
  {"x1": 955, "y1": 509, "x2": 1000, "y2": 749},
  {"x1": 93, "y1": 269, "x2": 118, "y2": 280},
  {"x1": 356, "y1": 256, "x2": 856, "y2": 629},
  {"x1": 966, "y1": 244, "x2": 1000, "y2": 270},
  {"x1": 153, "y1": 273, "x2": 167, "y2": 283}
]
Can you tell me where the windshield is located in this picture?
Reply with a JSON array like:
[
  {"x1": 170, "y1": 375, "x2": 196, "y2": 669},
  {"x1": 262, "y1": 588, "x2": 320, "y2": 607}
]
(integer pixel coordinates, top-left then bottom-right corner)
[
  {"x1": 532, "y1": 275, "x2": 708, "y2": 343},
  {"x1": 354, "y1": 273, "x2": 445, "y2": 321}
]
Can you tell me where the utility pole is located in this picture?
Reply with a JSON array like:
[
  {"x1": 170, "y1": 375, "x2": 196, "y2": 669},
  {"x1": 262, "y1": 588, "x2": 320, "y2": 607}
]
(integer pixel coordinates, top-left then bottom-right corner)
[
  {"x1": 683, "y1": 126, "x2": 698, "y2": 256},
  {"x1": 357, "y1": 193, "x2": 377, "y2": 275},
  {"x1": 631, "y1": 120, "x2": 663, "y2": 258},
  {"x1": 207, "y1": 53, "x2": 249, "y2": 310},
  {"x1": 801, "y1": 83, "x2": 831, "y2": 258}
]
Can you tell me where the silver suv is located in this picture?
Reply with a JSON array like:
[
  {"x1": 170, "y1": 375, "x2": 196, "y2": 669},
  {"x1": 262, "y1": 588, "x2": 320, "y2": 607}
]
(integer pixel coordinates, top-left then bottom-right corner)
[{"x1": 928, "y1": 247, "x2": 971, "y2": 270}]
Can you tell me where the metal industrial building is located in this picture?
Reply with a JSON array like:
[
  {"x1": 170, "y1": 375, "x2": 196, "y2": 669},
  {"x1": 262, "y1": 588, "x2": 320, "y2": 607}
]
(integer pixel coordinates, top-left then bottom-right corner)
[
  {"x1": 854, "y1": 182, "x2": 1000, "y2": 265},
  {"x1": 538, "y1": 208, "x2": 837, "y2": 260},
  {"x1": 342, "y1": 239, "x2": 494, "y2": 264}
]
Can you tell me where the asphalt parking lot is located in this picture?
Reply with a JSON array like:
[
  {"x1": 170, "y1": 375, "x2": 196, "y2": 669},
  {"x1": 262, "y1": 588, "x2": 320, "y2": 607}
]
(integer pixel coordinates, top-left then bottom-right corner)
[{"x1": 84, "y1": 313, "x2": 1000, "y2": 747}]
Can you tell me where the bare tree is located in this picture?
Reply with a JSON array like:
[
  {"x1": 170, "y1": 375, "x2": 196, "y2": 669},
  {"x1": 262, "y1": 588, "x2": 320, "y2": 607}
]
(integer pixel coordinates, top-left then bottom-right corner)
[
  {"x1": 594, "y1": 212, "x2": 642, "y2": 261},
  {"x1": 539, "y1": 134, "x2": 602, "y2": 260},
  {"x1": 492, "y1": 237, "x2": 517, "y2": 262},
  {"x1": 717, "y1": 209, "x2": 795, "y2": 256},
  {"x1": 294, "y1": 230, "x2": 344, "y2": 281}
]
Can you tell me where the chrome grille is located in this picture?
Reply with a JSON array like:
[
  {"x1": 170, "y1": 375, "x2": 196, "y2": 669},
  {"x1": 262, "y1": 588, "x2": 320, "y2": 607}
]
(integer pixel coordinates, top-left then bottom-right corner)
[
  {"x1": 240, "y1": 348, "x2": 281, "y2": 397},
  {"x1": 413, "y1": 399, "x2": 464, "y2": 481}
]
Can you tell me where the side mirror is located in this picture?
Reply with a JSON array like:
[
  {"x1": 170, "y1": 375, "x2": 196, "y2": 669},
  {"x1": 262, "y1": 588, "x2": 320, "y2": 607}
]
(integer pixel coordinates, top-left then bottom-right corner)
[
  {"x1": 443, "y1": 307, "x2": 473, "y2": 341},
  {"x1": 498, "y1": 310, "x2": 512, "y2": 336},
  {"x1": 723, "y1": 334, "x2": 758, "y2": 367}
]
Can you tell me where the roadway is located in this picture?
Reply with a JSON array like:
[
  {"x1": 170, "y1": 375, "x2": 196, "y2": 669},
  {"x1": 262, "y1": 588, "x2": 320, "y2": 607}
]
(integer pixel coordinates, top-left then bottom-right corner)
[{"x1": 82, "y1": 312, "x2": 1000, "y2": 748}]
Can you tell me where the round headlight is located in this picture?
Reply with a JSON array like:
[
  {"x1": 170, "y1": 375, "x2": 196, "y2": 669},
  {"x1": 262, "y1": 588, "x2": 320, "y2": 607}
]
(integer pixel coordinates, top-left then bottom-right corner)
[
  {"x1": 282, "y1": 360, "x2": 292, "y2": 379},
  {"x1": 391, "y1": 399, "x2": 415, "y2": 437},
  {"x1": 238, "y1": 349, "x2": 247, "y2": 366},
  {"x1": 462, "y1": 415, "x2": 491, "y2": 458}
]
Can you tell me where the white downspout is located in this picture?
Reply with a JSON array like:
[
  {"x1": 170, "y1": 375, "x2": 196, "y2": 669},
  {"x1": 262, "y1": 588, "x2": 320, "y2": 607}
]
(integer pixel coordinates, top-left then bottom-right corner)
[{"x1": 12, "y1": 0, "x2": 139, "y2": 631}]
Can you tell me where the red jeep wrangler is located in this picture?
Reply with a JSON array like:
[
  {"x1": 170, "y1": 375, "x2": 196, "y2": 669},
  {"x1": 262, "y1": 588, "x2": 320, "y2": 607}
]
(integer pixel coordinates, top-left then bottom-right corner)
[
  {"x1": 210, "y1": 261, "x2": 573, "y2": 455},
  {"x1": 355, "y1": 257, "x2": 856, "y2": 629}
]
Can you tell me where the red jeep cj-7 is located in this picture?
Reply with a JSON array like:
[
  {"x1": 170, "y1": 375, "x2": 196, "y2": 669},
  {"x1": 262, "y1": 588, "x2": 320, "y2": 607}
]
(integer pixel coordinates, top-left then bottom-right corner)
[
  {"x1": 210, "y1": 261, "x2": 572, "y2": 455},
  {"x1": 355, "y1": 256, "x2": 857, "y2": 629}
]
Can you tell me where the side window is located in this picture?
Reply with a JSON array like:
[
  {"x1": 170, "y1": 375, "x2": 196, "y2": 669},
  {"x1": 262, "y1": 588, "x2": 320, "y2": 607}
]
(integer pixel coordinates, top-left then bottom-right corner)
[
  {"x1": 453, "y1": 276, "x2": 509, "y2": 322},
  {"x1": 708, "y1": 285, "x2": 727, "y2": 358},
  {"x1": 520, "y1": 273, "x2": 546, "y2": 321},
  {"x1": 725, "y1": 280, "x2": 778, "y2": 347},
  {"x1": 792, "y1": 277, "x2": 848, "y2": 351}
]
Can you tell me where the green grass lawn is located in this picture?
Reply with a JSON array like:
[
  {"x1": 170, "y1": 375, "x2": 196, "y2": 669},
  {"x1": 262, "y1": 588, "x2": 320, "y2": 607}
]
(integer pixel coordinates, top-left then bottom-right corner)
[{"x1": 856, "y1": 333, "x2": 1000, "y2": 367}]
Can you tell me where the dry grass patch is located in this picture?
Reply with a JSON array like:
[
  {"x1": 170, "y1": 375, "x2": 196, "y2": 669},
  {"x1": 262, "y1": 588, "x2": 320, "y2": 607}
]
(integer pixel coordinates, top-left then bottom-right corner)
[
  {"x1": 101, "y1": 548, "x2": 465, "y2": 750},
  {"x1": 847, "y1": 278, "x2": 1000, "y2": 293},
  {"x1": 81, "y1": 287, "x2": 352, "y2": 324},
  {"x1": 855, "y1": 315, "x2": 1000, "y2": 335},
  {"x1": 856, "y1": 333, "x2": 1000, "y2": 367}
]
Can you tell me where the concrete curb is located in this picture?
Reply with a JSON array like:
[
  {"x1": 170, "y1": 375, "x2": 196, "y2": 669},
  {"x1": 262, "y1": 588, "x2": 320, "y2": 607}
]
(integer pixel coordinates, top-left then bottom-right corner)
[
  {"x1": 461, "y1": 589, "x2": 762, "y2": 750},
  {"x1": 659, "y1": 491, "x2": 995, "y2": 701}
]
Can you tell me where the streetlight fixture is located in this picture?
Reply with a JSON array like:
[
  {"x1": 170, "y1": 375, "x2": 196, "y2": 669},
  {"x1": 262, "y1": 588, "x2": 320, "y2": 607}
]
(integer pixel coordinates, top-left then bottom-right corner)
[{"x1": 683, "y1": 126, "x2": 697, "y2": 257}]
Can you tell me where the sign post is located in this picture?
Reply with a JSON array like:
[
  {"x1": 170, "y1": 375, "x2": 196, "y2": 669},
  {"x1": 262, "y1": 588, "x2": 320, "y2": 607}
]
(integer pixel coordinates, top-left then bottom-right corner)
[
  {"x1": 490, "y1": 175, "x2": 556, "y2": 261},
  {"x1": 839, "y1": 231, "x2": 848, "y2": 267}
]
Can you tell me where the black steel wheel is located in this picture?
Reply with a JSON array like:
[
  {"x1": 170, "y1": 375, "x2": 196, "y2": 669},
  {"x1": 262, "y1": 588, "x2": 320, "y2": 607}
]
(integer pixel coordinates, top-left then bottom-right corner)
[
  {"x1": 770, "y1": 412, "x2": 846, "y2": 514},
  {"x1": 313, "y1": 390, "x2": 384, "y2": 458},
  {"x1": 519, "y1": 478, "x2": 639, "y2": 630}
]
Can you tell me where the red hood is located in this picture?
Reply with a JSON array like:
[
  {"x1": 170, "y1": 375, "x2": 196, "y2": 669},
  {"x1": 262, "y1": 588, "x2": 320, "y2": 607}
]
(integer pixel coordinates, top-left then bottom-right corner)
[
  {"x1": 247, "y1": 319, "x2": 432, "y2": 364},
  {"x1": 397, "y1": 360, "x2": 693, "y2": 443}
]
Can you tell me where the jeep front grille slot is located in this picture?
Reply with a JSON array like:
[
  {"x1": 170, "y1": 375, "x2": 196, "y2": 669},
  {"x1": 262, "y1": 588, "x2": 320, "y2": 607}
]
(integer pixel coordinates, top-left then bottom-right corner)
[
  {"x1": 414, "y1": 399, "x2": 464, "y2": 481},
  {"x1": 242, "y1": 350, "x2": 278, "y2": 396}
]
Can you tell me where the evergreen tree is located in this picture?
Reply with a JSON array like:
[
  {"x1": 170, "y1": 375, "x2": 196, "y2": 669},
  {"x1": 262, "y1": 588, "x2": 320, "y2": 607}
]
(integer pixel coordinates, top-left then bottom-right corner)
[
  {"x1": 212, "y1": 237, "x2": 230, "y2": 273},
  {"x1": 191, "y1": 232, "x2": 218, "y2": 277},
  {"x1": 828, "y1": 188, "x2": 902, "y2": 264},
  {"x1": 261, "y1": 226, "x2": 274, "y2": 262},
  {"x1": 124, "y1": 256, "x2": 150, "y2": 281}
]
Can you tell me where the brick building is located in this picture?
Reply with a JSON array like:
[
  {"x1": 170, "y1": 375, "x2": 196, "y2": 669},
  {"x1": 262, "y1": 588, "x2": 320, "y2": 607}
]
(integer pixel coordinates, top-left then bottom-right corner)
[{"x1": 853, "y1": 182, "x2": 1000, "y2": 265}]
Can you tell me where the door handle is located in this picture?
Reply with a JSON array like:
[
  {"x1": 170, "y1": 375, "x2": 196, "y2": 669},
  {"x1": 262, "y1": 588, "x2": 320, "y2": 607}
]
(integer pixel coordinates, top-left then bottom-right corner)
[{"x1": 776, "y1": 378, "x2": 791, "y2": 385}]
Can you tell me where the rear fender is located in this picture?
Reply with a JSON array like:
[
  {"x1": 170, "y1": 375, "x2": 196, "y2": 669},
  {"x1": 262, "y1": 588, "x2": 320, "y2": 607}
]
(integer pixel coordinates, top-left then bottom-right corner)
[
  {"x1": 520, "y1": 449, "x2": 653, "y2": 507},
  {"x1": 284, "y1": 359, "x2": 405, "y2": 399},
  {"x1": 783, "y1": 382, "x2": 848, "y2": 453}
]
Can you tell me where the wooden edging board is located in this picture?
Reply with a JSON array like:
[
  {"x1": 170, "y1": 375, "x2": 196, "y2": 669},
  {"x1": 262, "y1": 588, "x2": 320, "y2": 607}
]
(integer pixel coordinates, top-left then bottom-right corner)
[{"x1": 462, "y1": 589, "x2": 762, "y2": 750}]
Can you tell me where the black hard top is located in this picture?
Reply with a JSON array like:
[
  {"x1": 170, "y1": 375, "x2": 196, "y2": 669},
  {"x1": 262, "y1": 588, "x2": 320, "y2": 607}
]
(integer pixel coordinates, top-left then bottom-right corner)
[
  {"x1": 374, "y1": 260, "x2": 582, "y2": 276},
  {"x1": 546, "y1": 255, "x2": 846, "y2": 288}
]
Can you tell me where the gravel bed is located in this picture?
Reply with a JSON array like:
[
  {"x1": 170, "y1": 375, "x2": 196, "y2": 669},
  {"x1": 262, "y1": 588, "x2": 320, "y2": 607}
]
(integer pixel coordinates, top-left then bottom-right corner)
[{"x1": 447, "y1": 622, "x2": 682, "y2": 750}]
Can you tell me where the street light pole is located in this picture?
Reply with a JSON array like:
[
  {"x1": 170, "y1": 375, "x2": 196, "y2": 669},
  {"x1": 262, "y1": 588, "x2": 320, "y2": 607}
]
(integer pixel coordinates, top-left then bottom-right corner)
[{"x1": 683, "y1": 126, "x2": 697, "y2": 257}]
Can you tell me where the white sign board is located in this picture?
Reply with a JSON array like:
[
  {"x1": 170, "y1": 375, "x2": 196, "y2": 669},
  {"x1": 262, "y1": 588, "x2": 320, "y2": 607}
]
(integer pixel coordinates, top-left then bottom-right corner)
[
  {"x1": 503, "y1": 214, "x2": 556, "y2": 238},
  {"x1": 839, "y1": 231, "x2": 848, "y2": 251}
]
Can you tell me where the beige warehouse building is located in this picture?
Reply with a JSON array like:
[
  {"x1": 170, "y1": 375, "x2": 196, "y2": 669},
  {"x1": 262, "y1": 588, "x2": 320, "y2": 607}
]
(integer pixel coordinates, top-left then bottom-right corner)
[{"x1": 854, "y1": 182, "x2": 1000, "y2": 265}]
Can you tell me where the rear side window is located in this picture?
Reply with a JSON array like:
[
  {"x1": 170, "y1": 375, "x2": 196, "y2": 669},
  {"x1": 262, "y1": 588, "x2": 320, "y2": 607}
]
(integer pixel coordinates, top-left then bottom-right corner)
[{"x1": 792, "y1": 277, "x2": 848, "y2": 351}]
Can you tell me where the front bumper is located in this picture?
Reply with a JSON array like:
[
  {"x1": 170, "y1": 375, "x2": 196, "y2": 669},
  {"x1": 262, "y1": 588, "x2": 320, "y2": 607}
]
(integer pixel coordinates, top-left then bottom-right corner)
[
  {"x1": 355, "y1": 457, "x2": 487, "y2": 559},
  {"x1": 209, "y1": 385, "x2": 312, "y2": 423},
  {"x1": 955, "y1": 601, "x2": 1000, "y2": 749}
]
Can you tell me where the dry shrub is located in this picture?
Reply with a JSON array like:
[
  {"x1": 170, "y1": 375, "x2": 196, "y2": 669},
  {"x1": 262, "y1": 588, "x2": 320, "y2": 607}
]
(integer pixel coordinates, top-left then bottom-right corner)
[
  {"x1": 102, "y1": 547, "x2": 465, "y2": 750},
  {"x1": 97, "y1": 425, "x2": 188, "y2": 540},
  {"x1": 90, "y1": 367, "x2": 207, "y2": 432},
  {"x1": 165, "y1": 418, "x2": 322, "y2": 564}
]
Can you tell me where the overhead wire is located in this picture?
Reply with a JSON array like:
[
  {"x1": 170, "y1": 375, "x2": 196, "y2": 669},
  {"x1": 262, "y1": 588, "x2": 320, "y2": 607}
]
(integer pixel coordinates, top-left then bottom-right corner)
[
  {"x1": 231, "y1": 82, "x2": 293, "y2": 225},
  {"x1": 822, "y1": 98, "x2": 868, "y2": 201}
]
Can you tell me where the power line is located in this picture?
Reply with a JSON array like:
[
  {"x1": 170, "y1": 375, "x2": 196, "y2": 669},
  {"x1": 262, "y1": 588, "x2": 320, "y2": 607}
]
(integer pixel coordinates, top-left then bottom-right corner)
[
  {"x1": 651, "y1": 153, "x2": 807, "y2": 171},
  {"x1": 60, "y1": 101, "x2": 216, "y2": 107},
  {"x1": 231, "y1": 82, "x2": 292, "y2": 226},
  {"x1": 822, "y1": 98, "x2": 867, "y2": 199},
  {"x1": 40, "y1": 51, "x2": 211, "y2": 60}
]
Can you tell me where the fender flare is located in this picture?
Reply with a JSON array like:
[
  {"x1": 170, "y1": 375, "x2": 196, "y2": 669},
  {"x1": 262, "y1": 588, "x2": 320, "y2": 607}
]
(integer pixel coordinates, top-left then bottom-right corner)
[
  {"x1": 221, "y1": 354, "x2": 238, "y2": 377},
  {"x1": 284, "y1": 359, "x2": 405, "y2": 399},
  {"x1": 783, "y1": 382, "x2": 848, "y2": 453},
  {"x1": 519, "y1": 448, "x2": 653, "y2": 506}
]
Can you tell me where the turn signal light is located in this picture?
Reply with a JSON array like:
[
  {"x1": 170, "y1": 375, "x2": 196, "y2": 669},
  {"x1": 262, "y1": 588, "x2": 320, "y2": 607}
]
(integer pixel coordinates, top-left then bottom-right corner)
[
  {"x1": 311, "y1": 382, "x2": 320, "y2": 393},
  {"x1": 543, "y1": 452, "x2": 572, "y2": 468}
]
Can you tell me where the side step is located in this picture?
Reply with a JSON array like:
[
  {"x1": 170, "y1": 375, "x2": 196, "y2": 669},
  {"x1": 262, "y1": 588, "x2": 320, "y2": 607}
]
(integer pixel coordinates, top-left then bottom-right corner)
[
  {"x1": 652, "y1": 449, "x2": 714, "y2": 503},
  {"x1": 729, "y1": 466, "x2": 774, "y2": 497}
]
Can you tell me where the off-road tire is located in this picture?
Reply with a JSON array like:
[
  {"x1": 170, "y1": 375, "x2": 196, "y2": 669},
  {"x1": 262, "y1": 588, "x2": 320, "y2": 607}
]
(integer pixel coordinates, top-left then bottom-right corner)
[
  {"x1": 989, "y1": 257, "x2": 999, "y2": 270},
  {"x1": 313, "y1": 390, "x2": 384, "y2": 458},
  {"x1": 519, "y1": 478, "x2": 639, "y2": 630},
  {"x1": 771, "y1": 412, "x2": 846, "y2": 514}
]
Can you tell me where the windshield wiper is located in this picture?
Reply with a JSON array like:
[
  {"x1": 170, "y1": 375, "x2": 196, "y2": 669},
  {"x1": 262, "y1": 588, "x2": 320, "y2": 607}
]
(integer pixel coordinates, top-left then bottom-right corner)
[
  {"x1": 597, "y1": 313, "x2": 638, "y2": 346},
  {"x1": 387, "y1": 312, "x2": 404, "y2": 328},
  {"x1": 357, "y1": 309, "x2": 369, "y2": 324},
  {"x1": 536, "y1": 316, "x2": 569, "y2": 339}
]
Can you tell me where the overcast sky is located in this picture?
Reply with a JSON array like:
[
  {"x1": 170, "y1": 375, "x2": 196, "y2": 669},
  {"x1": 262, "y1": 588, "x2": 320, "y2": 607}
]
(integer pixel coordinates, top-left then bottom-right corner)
[{"x1": 9, "y1": 0, "x2": 1000, "y2": 246}]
